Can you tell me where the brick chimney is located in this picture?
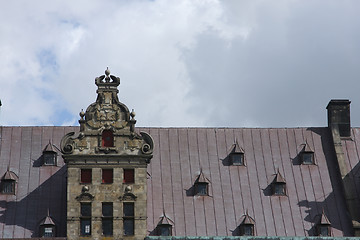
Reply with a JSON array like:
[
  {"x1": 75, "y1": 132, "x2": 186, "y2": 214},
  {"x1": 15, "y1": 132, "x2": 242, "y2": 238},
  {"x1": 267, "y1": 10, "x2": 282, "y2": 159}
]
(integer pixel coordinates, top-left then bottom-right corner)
[{"x1": 326, "y1": 99, "x2": 351, "y2": 138}]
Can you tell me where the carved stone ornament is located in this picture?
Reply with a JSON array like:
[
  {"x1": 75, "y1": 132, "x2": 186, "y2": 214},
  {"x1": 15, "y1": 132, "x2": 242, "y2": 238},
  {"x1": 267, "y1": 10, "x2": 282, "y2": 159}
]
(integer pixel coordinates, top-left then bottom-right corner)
[
  {"x1": 60, "y1": 68, "x2": 154, "y2": 161},
  {"x1": 119, "y1": 192, "x2": 137, "y2": 201},
  {"x1": 76, "y1": 192, "x2": 94, "y2": 201}
]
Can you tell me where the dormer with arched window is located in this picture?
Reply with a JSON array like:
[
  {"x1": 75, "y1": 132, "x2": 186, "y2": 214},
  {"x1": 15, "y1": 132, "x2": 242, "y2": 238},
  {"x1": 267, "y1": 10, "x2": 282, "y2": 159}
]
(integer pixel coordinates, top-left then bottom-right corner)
[
  {"x1": 42, "y1": 141, "x2": 58, "y2": 166},
  {"x1": 155, "y1": 213, "x2": 174, "y2": 236},
  {"x1": 316, "y1": 210, "x2": 332, "y2": 236},
  {"x1": 39, "y1": 211, "x2": 56, "y2": 237},
  {"x1": 239, "y1": 211, "x2": 255, "y2": 236},
  {"x1": 271, "y1": 170, "x2": 286, "y2": 196},
  {"x1": 194, "y1": 170, "x2": 210, "y2": 196},
  {"x1": 0, "y1": 168, "x2": 18, "y2": 195},
  {"x1": 300, "y1": 141, "x2": 315, "y2": 165},
  {"x1": 229, "y1": 140, "x2": 245, "y2": 166}
]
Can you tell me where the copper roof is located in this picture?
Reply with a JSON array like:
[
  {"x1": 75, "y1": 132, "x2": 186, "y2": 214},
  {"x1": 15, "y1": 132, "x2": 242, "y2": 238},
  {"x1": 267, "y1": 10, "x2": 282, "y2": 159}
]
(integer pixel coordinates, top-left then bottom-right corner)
[
  {"x1": 318, "y1": 209, "x2": 331, "y2": 225},
  {"x1": 272, "y1": 169, "x2": 286, "y2": 184},
  {"x1": 42, "y1": 141, "x2": 56, "y2": 153},
  {"x1": 241, "y1": 211, "x2": 255, "y2": 225},
  {"x1": 301, "y1": 141, "x2": 314, "y2": 153},
  {"x1": 0, "y1": 126, "x2": 357, "y2": 238},
  {"x1": 1, "y1": 169, "x2": 17, "y2": 181},
  {"x1": 229, "y1": 140, "x2": 245, "y2": 154}
]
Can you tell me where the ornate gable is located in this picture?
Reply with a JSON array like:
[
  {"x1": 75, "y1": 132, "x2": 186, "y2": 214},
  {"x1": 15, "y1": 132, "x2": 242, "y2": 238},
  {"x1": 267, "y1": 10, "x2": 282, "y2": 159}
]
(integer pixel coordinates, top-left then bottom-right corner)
[{"x1": 60, "y1": 68, "x2": 153, "y2": 162}]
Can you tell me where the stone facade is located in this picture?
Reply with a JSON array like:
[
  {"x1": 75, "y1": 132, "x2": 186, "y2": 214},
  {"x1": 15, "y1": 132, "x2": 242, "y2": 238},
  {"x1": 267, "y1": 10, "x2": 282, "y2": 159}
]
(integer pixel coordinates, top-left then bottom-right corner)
[{"x1": 61, "y1": 68, "x2": 153, "y2": 240}]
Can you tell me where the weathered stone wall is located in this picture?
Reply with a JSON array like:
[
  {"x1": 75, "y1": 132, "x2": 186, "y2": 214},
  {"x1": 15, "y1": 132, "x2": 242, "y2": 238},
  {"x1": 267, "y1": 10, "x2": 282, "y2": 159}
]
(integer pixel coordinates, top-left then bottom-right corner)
[{"x1": 67, "y1": 166, "x2": 148, "y2": 240}]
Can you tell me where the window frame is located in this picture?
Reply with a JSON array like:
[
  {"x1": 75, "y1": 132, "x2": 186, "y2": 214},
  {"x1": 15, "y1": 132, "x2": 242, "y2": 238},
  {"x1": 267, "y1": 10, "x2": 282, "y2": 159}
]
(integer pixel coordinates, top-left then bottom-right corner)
[
  {"x1": 273, "y1": 183, "x2": 286, "y2": 196},
  {"x1": 80, "y1": 169, "x2": 92, "y2": 184},
  {"x1": 43, "y1": 152, "x2": 57, "y2": 166},
  {"x1": 317, "y1": 225, "x2": 331, "y2": 237},
  {"x1": 40, "y1": 225, "x2": 56, "y2": 237},
  {"x1": 80, "y1": 202, "x2": 92, "y2": 236},
  {"x1": 123, "y1": 169, "x2": 135, "y2": 184},
  {"x1": 157, "y1": 224, "x2": 172, "y2": 236},
  {"x1": 123, "y1": 202, "x2": 135, "y2": 236},
  {"x1": 301, "y1": 152, "x2": 314, "y2": 165},
  {"x1": 230, "y1": 152, "x2": 244, "y2": 166},
  {"x1": 102, "y1": 202, "x2": 113, "y2": 236},
  {"x1": 102, "y1": 130, "x2": 114, "y2": 147},
  {"x1": 240, "y1": 224, "x2": 254, "y2": 236},
  {"x1": 195, "y1": 182, "x2": 208, "y2": 196},
  {"x1": 0, "y1": 179, "x2": 16, "y2": 194},
  {"x1": 102, "y1": 169, "x2": 113, "y2": 184}
]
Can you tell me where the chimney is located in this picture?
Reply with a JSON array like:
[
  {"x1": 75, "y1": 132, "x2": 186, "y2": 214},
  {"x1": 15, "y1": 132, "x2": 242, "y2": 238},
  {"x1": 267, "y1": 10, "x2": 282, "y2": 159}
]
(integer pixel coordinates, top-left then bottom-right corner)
[{"x1": 326, "y1": 99, "x2": 351, "y2": 138}]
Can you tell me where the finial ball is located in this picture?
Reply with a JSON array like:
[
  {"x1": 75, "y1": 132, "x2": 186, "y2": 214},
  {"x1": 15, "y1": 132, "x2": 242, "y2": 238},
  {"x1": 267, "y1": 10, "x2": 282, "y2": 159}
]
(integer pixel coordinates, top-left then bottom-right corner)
[{"x1": 105, "y1": 67, "x2": 110, "y2": 76}]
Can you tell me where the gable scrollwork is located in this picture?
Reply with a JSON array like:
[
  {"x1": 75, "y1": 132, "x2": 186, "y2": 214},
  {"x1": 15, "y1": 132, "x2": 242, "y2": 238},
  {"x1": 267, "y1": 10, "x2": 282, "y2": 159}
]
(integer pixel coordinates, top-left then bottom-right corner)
[
  {"x1": 119, "y1": 192, "x2": 137, "y2": 201},
  {"x1": 60, "y1": 132, "x2": 76, "y2": 154},
  {"x1": 140, "y1": 132, "x2": 154, "y2": 155}
]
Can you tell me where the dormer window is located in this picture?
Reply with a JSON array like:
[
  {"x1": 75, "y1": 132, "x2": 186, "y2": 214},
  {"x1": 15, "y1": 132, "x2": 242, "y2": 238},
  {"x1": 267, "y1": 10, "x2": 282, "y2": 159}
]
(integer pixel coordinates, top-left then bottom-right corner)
[
  {"x1": 39, "y1": 211, "x2": 56, "y2": 237},
  {"x1": 1, "y1": 169, "x2": 17, "y2": 194},
  {"x1": 316, "y1": 210, "x2": 331, "y2": 236},
  {"x1": 271, "y1": 170, "x2": 286, "y2": 196},
  {"x1": 229, "y1": 140, "x2": 245, "y2": 166},
  {"x1": 102, "y1": 130, "x2": 114, "y2": 147},
  {"x1": 194, "y1": 170, "x2": 210, "y2": 196},
  {"x1": 156, "y1": 214, "x2": 173, "y2": 236},
  {"x1": 239, "y1": 211, "x2": 255, "y2": 236},
  {"x1": 195, "y1": 182, "x2": 208, "y2": 196},
  {"x1": 300, "y1": 142, "x2": 315, "y2": 165},
  {"x1": 43, "y1": 141, "x2": 57, "y2": 166}
]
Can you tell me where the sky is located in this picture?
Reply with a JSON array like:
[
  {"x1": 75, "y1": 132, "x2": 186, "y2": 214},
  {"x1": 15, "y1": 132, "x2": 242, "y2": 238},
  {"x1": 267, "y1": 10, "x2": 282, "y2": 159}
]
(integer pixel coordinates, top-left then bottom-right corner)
[{"x1": 1, "y1": 0, "x2": 360, "y2": 128}]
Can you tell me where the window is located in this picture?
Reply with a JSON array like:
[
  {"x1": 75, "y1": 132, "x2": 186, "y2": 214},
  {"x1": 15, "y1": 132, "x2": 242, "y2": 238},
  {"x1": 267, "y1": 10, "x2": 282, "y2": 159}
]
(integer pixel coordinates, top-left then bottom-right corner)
[
  {"x1": 239, "y1": 212, "x2": 255, "y2": 236},
  {"x1": 1, "y1": 170, "x2": 17, "y2": 195},
  {"x1": 231, "y1": 153, "x2": 244, "y2": 166},
  {"x1": 241, "y1": 225, "x2": 254, "y2": 236},
  {"x1": 102, "y1": 130, "x2": 114, "y2": 147},
  {"x1": 42, "y1": 142, "x2": 57, "y2": 166},
  {"x1": 40, "y1": 226, "x2": 55, "y2": 237},
  {"x1": 102, "y1": 203, "x2": 113, "y2": 236},
  {"x1": 195, "y1": 182, "x2": 208, "y2": 196},
  {"x1": 302, "y1": 152, "x2": 314, "y2": 165},
  {"x1": 273, "y1": 183, "x2": 286, "y2": 196},
  {"x1": 81, "y1": 169, "x2": 92, "y2": 183},
  {"x1": 157, "y1": 224, "x2": 172, "y2": 236},
  {"x1": 44, "y1": 227, "x2": 54, "y2": 237},
  {"x1": 123, "y1": 203, "x2": 134, "y2": 236},
  {"x1": 319, "y1": 226, "x2": 330, "y2": 236},
  {"x1": 1, "y1": 180, "x2": 15, "y2": 194},
  {"x1": 43, "y1": 152, "x2": 57, "y2": 166},
  {"x1": 102, "y1": 169, "x2": 113, "y2": 184},
  {"x1": 271, "y1": 170, "x2": 286, "y2": 196},
  {"x1": 123, "y1": 169, "x2": 134, "y2": 183},
  {"x1": 80, "y1": 203, "x2": 91, "y2": 236}
]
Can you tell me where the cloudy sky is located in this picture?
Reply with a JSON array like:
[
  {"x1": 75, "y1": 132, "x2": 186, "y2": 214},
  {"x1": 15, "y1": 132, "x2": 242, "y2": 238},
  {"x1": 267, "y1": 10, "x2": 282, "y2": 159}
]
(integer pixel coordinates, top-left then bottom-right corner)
[{"x1": 1, "y1": 0, "x2": 360, "y2": 128}]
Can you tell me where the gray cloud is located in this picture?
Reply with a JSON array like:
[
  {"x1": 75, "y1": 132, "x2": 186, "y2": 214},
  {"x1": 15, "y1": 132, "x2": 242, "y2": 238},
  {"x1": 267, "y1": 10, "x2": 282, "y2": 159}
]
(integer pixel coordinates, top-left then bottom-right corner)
[{"x1": 0, "y1": 0, "x2": 360, "y2": 128}]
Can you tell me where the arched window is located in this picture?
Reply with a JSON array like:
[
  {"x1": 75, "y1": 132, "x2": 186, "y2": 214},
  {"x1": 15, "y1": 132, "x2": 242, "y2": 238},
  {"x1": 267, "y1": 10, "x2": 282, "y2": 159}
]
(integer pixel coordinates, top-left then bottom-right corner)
[
  {"x1": 39, "y1": 211, "x2": 56, "y2": 237},
  {"x1": 102, "y1": 130, "x2": 114, "y2": 147},
  {"x1": 1, "y1": 169, "x2": 17, "y2": 195}
]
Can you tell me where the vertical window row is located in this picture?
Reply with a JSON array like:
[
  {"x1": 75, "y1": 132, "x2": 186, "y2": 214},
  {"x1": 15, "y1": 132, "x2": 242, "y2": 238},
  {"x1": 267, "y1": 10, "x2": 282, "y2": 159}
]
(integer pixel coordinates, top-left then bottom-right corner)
[
  {"x1": 102, "y1": 203, "x2": 113, "y2": 236},
  {"x1": 80, "y1": 203, "x2": 91, "y2": 236},
  {"x1": 123, "y1": 202, "x2": 134, "y2": 236}
]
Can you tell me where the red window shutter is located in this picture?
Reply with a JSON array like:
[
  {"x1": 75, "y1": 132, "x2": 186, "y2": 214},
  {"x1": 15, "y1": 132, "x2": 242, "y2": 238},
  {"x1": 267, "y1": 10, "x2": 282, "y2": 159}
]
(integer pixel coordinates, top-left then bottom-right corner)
[
  {"x1": 102, "y1": 169, "x2": 113, "y2": 183},
  {"x1": 123, "y1": 169, "x2": 134, "y2": 183},
  {"x1": 81, "y1": 169, "x2": 92, "y2": 183},
  {"x1": 102, "y1": 130, "x2": 114, "y2": 147}
]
